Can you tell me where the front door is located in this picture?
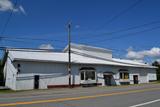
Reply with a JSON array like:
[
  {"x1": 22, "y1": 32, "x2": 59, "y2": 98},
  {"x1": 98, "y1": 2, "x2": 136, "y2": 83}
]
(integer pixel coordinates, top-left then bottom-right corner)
[
  {"x1": 34, "y1": 75, "x2": 39, "y2": 89},
  {"x1": 133, "y1": 75, "x2": 138, "y2": 84},
  {"x1": 104, "y1": 75, "x2": 112, "y2": 86}
]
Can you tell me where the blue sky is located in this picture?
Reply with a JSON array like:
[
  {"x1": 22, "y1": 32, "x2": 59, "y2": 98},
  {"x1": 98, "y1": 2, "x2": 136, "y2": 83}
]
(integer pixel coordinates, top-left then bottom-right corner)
[{"x1": 0, "y1": 0, "x2": 160, "y2": 62}]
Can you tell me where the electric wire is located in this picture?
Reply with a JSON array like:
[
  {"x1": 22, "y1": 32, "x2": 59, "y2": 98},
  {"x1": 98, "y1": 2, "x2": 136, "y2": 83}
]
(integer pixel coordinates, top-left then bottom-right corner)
[
  {"x1": 95, "y1": 0, "x2": 143, "y2": 30},
  {"x1": 82, "y1": 25, "x2": 160, "y2": 44},
  {"x1": 0, "y1": 0, "x2": 18, "y2": 36},
  {"x1": 74, "y1": 20, "x2": 160, "y2": 40}
]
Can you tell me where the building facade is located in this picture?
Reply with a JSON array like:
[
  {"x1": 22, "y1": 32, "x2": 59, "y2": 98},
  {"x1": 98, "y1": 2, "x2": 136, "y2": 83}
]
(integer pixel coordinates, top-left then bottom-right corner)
[{"x1": 3, "y1": 43, "x2": 157, "y2": 90}]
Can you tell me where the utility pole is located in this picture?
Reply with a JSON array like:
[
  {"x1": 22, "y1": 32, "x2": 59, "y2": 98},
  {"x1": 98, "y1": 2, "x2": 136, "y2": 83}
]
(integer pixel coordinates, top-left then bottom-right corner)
[{"x1": 68, "y1": 22, "x2": 71, "y2": 88}]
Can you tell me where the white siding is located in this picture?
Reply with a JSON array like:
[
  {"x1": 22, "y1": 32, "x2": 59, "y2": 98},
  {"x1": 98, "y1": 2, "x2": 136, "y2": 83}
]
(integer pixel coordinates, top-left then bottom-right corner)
[
  {"x1": 39, "y1": 75, "x2": 69, "y2": 89},
  {"x1": 129, "y1": 67, "x2": 148, "y2": 84},
  {"x1": 14, "y1": 61, "x2": 79, "y2": 90},
  {"x1": 4, "y1": 59, "x2": 157, "y2": 90},
  {"x1": 4, "y1": 58, "x2": 17, "y2": 90},
  {"x1": 95, "y1": 65, "x2": 119, "y2": 85},
  {"x1": 139, "y1": 69, "x2": 148, "y2": 83},
  {"x1": 147, "y1": 69, "x2": 157, "y2": 81},
  {"x1": 71, "y1": 65, "x2": 80, "y2": 85},
  {"x1": 97, "y1": 73, "x2": 105, "y2": 86},
  {"x1": 71, "y1": 48, "x2": 112, "y2": 59},
  {"x1": 16, "y1": 78, "x2": 34, "y2": 90}
]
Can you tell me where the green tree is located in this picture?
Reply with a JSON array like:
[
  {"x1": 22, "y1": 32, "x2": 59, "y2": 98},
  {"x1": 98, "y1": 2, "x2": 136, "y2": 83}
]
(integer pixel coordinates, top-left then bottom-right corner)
[
  {"x1": 0, "y1": 51, "x2": 9, "y2": 86},
  {"x1": 0, "y1": 60, "x2": 4, "y2": 86},
  {"x1": 152, "y1": 61, "x2": 160, "y2": 81}
]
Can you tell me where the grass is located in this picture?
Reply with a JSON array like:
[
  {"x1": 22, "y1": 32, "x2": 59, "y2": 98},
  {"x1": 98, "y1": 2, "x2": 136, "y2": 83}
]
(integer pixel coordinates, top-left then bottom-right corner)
[
  {"x1": 0, "y1": 89, "x2": 15, "y2": 93},
  {"x1": 0, "y1": 89, "x2": 42, "y2": 94},
  {"x1": 155, "y1": 81, "x2": 160, "y2": 83},
  {"x1": 97, "y1": 82, "x2": 160, "y2": 89},
  {"x1": 0, "y1": 82, "x2": 160, "y2": 94}
]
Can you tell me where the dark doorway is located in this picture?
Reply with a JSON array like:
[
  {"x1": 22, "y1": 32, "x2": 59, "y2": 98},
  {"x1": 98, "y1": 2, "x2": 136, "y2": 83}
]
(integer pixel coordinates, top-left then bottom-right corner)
[
  {"x1": 133, "y1": 75, "x2": 139, "y2": 84},
  {"x1": 104, "y1": 75, "x2": 112, "y2": 86},
  {"x1": 34, "y1": 75, "x2": 39, "y2": 89}
]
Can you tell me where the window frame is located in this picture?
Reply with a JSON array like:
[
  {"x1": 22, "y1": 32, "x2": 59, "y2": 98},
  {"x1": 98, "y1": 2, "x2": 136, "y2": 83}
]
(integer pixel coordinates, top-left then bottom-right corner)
[
  {"x1": 85, "y1": 70, "x2": 96, "y2": 80},
  {"x1": 120, "y1": 72, "x2": 129, "y2": 80},
  {"x1": 80, "y1": 67, "x2": 96, "y2": 81}
]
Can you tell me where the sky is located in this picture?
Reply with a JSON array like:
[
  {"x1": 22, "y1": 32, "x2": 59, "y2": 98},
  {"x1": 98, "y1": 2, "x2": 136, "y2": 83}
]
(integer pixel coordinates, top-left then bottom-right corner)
[{"x1": 0, "y1": 0, "x2": 160, "y2": 63}]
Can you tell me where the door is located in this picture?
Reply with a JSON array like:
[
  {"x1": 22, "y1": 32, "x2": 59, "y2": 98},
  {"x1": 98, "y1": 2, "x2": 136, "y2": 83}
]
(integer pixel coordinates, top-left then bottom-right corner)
[
  {"x1": 34, "y1": 75, "x2": 39, "y2": 89},
  {"x1": 104, "y1": 75, "x2": 112, "y2": 86},
  {"x1": 133, "y1": 75, "x2": 139, "y2": 84}
]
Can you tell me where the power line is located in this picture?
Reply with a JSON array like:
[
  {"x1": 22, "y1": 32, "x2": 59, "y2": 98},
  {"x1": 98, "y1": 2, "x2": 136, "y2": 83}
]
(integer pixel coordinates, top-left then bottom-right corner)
[
  {"x1": 0, "y1": 0, "x2": 67, "y2": 44},
  {"x1": 74, "y1": 20, "x2": 160, "y2": 40},
  {"x1": 1, "y1": 38, "x2": 50, "y2": 45},
  {"x1": 83, "y1": 25, "x2": 160, "y2": 44},
  {"x1": 0, "y1": 35, "x2": 67, "y2": 49},
  {"x1": 1, "y1": 38, "x2": 65, "y2": 48},
  {"x1": 0, "y1": 35, "x2": 66, "y2": 43},
  {"x1": 0, "y1": 0, "x2": 18, "y2": 36},
  {"x1": 95, "y1": 0, "x2": 143, "y2": 30}
]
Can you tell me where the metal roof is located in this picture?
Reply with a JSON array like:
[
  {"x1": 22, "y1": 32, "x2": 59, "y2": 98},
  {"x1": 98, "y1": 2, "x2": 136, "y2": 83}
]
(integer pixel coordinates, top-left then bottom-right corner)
[{"x1": 8, "y1": 50, "x2": 156, "y2": 68}]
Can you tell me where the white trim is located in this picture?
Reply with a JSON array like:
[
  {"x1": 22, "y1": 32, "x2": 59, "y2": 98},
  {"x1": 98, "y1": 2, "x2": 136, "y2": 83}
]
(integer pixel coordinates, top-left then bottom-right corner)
[{"x1": 129, "y1": 99, "x2": 160, "y2": 107}]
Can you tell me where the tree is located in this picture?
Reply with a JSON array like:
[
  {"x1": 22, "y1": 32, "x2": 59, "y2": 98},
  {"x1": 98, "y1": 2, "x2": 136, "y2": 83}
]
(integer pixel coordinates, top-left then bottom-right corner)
[
  {"x1": 0, "y1": 51, "x2": 9, "y2": 86},
  {"x1": 0, "y1": 60, "x2": 4, "y2": 86},
  {"x1": 152, "y1": 61, "x2": 160, "y2": 81}
]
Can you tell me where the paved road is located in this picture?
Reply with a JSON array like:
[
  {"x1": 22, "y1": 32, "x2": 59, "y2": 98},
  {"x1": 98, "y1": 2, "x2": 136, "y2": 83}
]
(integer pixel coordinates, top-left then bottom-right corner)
[{"x1": 0, "y1": 83, "x2": 160, "y2": 107}]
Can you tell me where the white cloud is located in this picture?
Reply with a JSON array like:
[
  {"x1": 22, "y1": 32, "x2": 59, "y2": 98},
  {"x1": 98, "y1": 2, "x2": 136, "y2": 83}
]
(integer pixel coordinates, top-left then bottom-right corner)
[
  {"x1": 126, "y1": 50, "x2": 144, "y2": 59},
  {"x1": 0, "y1": 0, "x2": 17, "y2": 11},
  {"x1": 0, "y1": 0, "x2": 26, "y2": 14},
  {"x1": 126, "y1": 47, "x2": 160, "y2": 60},
  {"x1": 39, "y1": 44, "x2": 54, "y2": 50},
  {"x1": 19, "y1": 5, "x2": 26, "y2": 15}
]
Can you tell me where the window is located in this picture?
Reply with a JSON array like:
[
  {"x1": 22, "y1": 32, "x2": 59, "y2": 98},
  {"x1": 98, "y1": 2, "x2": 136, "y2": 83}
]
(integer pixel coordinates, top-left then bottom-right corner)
[
  {"x1": 120, "y1": 72, "x2": 129, "y2": 79},
  {"x1": 124, "y1": 73, "x2": 129, "y2": 79},
  {"x1": 17, "y1": 64, "x2": 21, "y2": 67},
  {"x1": 81, "y1": 71, "x2": 84, "y2": 80},
  {"x1": 85, "y1": 71, "x2": 95, "y2": 80},
  {"x1": 120, "y1": 73, "x2": 123, "y2": 79},
  {"x1": 80, "y1": 67, "x2": 96, "y2": 80},
  {"x1": 17, "y1": 64, "x2": 21, "y2": 74}
]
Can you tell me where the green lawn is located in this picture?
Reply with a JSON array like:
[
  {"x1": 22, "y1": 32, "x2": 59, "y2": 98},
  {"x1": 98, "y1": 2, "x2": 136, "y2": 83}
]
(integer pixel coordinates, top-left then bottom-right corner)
[
  {"x1": 0, "y1": 82, "x2": 160, "y2": 94},
  {"x1": 0, "y1": 89, "x2": 15, "y2": 93}
]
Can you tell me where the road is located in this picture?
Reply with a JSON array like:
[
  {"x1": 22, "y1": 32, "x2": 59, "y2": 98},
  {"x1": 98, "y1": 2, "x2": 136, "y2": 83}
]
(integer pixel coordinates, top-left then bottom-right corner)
[{"x1": 0, "y1": 83, "x2": 160, "y2": 107}]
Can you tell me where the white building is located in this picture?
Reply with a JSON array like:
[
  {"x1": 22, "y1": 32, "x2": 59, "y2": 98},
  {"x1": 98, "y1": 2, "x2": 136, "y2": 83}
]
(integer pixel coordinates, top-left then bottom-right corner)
[{"x1": 3, "y1": 43, "x2": 157, "y2": 90}]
